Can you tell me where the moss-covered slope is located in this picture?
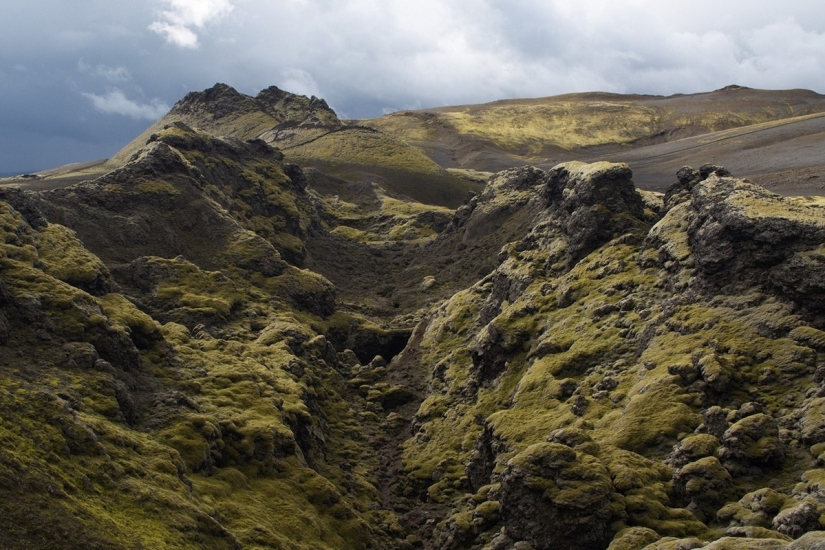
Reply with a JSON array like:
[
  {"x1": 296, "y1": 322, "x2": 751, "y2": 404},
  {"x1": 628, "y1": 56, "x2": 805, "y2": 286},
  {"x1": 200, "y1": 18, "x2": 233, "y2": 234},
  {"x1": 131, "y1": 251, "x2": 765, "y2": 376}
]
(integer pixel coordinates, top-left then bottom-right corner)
[
  {"x1": 104, "y1": 84, "x2": 480, "y2": 209},
  {"x1": 4, "y1": 108, "x2": 825, "y2": 550},
  {"x1": 389, "y1": 163, "x2": 825, "y2": 550},
  {"x1": 366, "y1": 86, "x2": 825, "y2": 172},
  {"x1": 0, "y1": 124, "x2": 411, "y2": 549}
]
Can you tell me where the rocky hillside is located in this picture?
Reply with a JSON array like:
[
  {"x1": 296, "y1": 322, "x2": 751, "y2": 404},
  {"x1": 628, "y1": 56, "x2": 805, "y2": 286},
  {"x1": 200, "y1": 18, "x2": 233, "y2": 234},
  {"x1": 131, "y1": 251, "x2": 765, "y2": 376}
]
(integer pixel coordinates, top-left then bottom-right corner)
[
  {"x1": 106, "y1": 84, "x2": 479, "y2": 209},
  {"x1": 3, "y1": 86, "x2": 825, "y2": 550}
]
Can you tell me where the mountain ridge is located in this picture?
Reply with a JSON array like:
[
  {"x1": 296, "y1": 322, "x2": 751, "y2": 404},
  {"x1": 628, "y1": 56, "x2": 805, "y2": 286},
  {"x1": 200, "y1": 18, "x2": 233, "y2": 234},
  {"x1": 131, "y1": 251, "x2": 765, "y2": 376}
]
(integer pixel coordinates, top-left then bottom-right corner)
[{"x1": 7, "y1": 83, "x2": 825, "y2": 202}]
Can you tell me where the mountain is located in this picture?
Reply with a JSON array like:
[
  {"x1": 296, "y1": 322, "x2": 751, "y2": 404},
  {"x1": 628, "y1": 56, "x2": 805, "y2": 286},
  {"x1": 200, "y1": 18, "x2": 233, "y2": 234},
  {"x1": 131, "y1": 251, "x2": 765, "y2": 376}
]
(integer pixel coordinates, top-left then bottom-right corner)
[
  {"x1": 9, "y1": 84, "x2": 825, "y2": 201},
  {"x1": 366, "y1": 85, "x2": 825, "y2": 174},
  {"x1": 2, "y1": 85, "x2": 825, "y2": 549},
  {"x1": 104, "y1": 83, "x2": 480, "y2": 209}
]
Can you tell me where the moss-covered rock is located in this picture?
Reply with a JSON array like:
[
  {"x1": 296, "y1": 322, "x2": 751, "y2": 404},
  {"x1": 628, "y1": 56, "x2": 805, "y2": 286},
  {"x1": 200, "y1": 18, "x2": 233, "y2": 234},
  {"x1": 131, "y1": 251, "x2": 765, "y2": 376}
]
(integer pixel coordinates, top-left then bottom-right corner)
[
  {"x1": 720, "y1": 413, "x2": 786, "y2": 471},
  {"x1": 718, "y1": 488, "x2": 789, "y2": 529},
  {"x1": 608, "y1": 526, "x2": 661, "y2": 550},
  {"x1": 499, "y1": 442, "x2": 621, "y2": 550},
  {"x1": 672, "y1": 456, "x2": 734, "y2": 521}
]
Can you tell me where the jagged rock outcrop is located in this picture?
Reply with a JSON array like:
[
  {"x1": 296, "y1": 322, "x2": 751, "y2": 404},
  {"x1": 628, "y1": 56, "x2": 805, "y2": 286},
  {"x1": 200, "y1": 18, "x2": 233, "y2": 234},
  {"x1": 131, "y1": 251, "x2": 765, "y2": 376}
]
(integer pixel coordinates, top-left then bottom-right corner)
[
  {"x1": 255, "y1": 86, "x2": 342, "y2": 127},
  {"x1": 108, "y1": 83, "x2": 346, "y2": 167},
  {"x1": 689, "y1": 174, "x2": 825, "y2": 290},
  {"x1": 14, "y1": 124, "x2": 313, "y2": 269},
  {"x1": 170, "y1": 83, "x2": 342, "y2": 132},
  {"x1": 396, "y1": 162, "x2": 825, "y2": 549}
]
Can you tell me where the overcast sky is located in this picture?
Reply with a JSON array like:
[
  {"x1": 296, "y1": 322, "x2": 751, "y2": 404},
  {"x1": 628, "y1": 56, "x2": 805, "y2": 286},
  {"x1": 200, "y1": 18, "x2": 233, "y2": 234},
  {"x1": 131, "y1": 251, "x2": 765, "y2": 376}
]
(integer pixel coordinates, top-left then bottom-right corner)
[{"x1": 2, "y1": 0, "x2": 825, "y2": 173}]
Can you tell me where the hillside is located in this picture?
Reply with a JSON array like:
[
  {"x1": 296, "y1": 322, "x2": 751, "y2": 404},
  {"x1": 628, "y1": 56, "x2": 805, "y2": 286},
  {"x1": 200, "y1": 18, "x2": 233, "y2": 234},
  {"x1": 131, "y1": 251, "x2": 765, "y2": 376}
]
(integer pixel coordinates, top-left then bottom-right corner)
[
  {"x1": 103, "y1": 84, "x2": 480, "y2": 209},
  {"x1": 366, "y1": 86, "x2": 825, "y2": 173},
  {"x1": 3, "y1": 85, "x2": 825, "y2": 549},
  {"x1": 594, "y1": 112, "x2": 825, "y2": 194}
]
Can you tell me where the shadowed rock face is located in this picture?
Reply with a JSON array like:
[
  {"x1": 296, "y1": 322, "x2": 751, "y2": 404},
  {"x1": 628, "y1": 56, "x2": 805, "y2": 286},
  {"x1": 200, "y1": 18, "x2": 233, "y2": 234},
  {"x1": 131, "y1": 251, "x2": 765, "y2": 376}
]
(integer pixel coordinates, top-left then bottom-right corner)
[
  {"x1": 255, "y1": 86, "x2": 342, "y2": 127},
  {"x1": 173, "y1": 83, "x2": 341, "y2": 128},
  {"x1": 24, "y1": 123, "x2": 314, "y2": 270},
  {"x1": 650, "y1": 165, "x2": 825, "y2": 319},
  {"x1": 543, "y1": 161, "x2": 647, "y2": 265},
  {"x1": 499, "y1": 442, "x2": 617, "y2": 550},
  {"x1": 688, "y1": 171, "x2": 825, "y2": 308}
]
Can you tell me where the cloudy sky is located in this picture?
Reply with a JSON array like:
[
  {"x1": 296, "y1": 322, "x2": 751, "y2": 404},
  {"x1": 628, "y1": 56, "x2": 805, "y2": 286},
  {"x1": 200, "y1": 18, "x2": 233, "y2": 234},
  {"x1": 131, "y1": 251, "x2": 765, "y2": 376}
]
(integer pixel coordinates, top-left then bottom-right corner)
[{"x1": 2, "y1": 0, "x2": 825, "y2": 173}]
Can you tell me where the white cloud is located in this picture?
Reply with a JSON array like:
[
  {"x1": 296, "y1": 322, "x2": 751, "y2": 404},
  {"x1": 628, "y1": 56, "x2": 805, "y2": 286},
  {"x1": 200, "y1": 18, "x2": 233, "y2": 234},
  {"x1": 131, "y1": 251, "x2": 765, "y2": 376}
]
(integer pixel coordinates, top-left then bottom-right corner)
[
  {"x1": 149, "y1": 0, "x2": 234, "y2": 48},
  {"x1": 279, "y1": 68, "x2": 321, "y2": 99},
  {"x1": 82, "y1": 88, "x2": 169, "y2": 120},
  {"x1": 78, "y1": 60, "x2": 132, "y2": 83},
  {"x1": 5, "y1": 0, "x2": 825, "y2": 172},
  {"x1": 148, "y1": 21, "x2": 200, "y2": 48}
]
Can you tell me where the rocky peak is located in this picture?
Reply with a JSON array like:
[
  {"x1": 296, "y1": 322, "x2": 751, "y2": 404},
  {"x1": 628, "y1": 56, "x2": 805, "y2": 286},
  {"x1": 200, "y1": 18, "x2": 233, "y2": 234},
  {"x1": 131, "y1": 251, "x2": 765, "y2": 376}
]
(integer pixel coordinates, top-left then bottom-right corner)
[
  {"x1": 543, "y1": 161, "x2": 650, "y2": 266},
  {"x1": 256, "y1": 85, "x2": 341, "y2": 127},
  {"x1": 717, "y1": 84, "x2": 752, "y2": 92},
  {"x1": 171, "y1": 82, "x2": 261, "y2": 120},
  {"x1": 168, "y1": 83, "x2": 341, "y2": 131}
]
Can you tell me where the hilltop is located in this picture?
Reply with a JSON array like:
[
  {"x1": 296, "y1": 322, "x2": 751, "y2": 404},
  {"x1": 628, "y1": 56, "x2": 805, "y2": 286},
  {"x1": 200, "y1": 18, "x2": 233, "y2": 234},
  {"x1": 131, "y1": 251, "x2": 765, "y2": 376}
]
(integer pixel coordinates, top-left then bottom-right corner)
[{"x1": 2, "y1": 85, "x2": 825, "y2": 549}]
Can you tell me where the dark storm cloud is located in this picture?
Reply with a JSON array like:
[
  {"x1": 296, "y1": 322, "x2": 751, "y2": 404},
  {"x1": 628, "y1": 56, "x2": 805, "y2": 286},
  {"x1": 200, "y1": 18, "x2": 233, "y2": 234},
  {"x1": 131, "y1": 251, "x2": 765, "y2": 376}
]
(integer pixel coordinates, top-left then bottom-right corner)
[{"x1": 2, "y1": 0, "x2": 825, "y2": 172}]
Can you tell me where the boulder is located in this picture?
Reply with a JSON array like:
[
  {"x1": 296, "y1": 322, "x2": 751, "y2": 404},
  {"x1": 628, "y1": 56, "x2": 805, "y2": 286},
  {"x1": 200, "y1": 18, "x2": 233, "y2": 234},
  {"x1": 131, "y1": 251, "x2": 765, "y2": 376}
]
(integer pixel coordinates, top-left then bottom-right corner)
[
  {"x1": 720, "y1": 414, "x2": 785, "y2": 470},
  {"x1": 499, "y1": 442, "x2": 619, "y2": 550}
]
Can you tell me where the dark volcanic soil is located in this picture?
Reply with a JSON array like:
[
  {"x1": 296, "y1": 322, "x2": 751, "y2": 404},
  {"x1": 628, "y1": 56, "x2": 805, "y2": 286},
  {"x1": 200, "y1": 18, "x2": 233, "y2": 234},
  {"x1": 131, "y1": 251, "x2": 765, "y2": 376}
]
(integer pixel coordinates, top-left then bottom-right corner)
[{"x1": 596, "y1": 113, "x2": 825, "y2": 194}]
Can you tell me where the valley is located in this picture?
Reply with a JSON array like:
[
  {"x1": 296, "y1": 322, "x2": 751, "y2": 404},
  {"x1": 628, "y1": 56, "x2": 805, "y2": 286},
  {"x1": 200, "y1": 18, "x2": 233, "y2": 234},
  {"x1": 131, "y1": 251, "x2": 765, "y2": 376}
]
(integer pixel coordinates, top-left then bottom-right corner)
[{"x1": 2, "y1": 85, "x2": 825, "y2": 550}]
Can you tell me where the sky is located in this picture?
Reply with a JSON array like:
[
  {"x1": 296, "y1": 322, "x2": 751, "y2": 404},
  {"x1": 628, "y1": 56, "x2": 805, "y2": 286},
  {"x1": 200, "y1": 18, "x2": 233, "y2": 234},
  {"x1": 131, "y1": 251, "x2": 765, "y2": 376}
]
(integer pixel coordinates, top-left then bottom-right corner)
[{"x1": 2, "y1": 0, "x2": 825, "y2": 174}]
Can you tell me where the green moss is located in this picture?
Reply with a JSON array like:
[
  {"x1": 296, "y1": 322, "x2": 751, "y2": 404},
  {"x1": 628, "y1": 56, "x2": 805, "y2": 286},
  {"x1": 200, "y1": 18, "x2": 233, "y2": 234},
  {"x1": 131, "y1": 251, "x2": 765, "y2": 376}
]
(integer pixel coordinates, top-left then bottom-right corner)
[
  {"x1": 608, "y1": 526, "x2": 662, "y2": 550},
  {"x1": 217, "y1": 229, "x2": 285, "y2": 277},
  {"x1": 147, "y1": 257, "x2": 241, "y2": 318},
  {"x1": 35, "y1": 224, "x2": 110, "y2": 292},
  {"x1": 473, "y1": 500, "x2": 501, "y2": 522},
  {"x1": 789, "y1": 326, "x2": 825, "y2": 352},
  {"x1": 137, "y1": 180, "x2": 182, "y2": 195},
  {"x1": 97, "y1": 293, "x2": 163, "y2": 344},
  {"x1": 601, "y1": 380, "x2": 701, "y2": 454}
]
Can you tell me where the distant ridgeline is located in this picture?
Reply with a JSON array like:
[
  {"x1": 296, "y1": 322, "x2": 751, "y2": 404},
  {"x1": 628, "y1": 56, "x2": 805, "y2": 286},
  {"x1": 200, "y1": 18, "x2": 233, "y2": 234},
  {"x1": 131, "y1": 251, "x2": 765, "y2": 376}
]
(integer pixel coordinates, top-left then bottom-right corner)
[{"x1": 2, "y1": 84, "x2": 825, "y2": 550}]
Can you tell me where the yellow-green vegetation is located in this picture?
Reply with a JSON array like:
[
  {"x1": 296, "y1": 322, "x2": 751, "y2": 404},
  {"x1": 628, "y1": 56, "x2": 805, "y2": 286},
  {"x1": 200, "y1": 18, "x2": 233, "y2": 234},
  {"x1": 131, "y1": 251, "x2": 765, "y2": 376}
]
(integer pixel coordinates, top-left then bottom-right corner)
[
  {"x1": 390, "y1": 164, "x2": 825, "y2": 548},
  {"x1": 6, "y1": 78, "x2": 825, "y2": 550},
  {"x1": 282, "y1": 128, "x2": 445, "y2": 176},
  {"x1": 150, "y1": 257, "x2": 241, "y2": 318},
  {"x1": 279, "y1": 126, "x2": 480, "y2": 207},
  {"x1": 327, "y1": 187, "x2": 453, "y2": 244},
  {"x1": 438, "y1": 101, "x2": 661, "y2": 153},
  {"x1": 0, "y1": 169, "x2": 398, "y2": 547},
  {"x1": 366, "y1": 89, "x2": 825, "y2": 171},
  {"x1": 137, "y1": 180, "x2": 182, "y2": 196},
  {"x1": 34, "y1": 223, "x2": 111, "y2": 293}
]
